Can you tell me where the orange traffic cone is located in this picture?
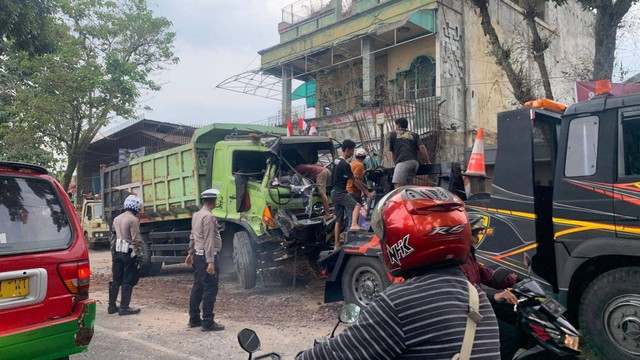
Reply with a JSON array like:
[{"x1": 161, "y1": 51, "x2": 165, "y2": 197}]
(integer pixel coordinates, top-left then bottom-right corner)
[{"x1": 464, "y1": 128, "x2": 486, "y2": 177}]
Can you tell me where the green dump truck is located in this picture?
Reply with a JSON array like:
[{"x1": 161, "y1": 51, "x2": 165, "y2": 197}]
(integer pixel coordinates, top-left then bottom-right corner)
[{"x1": 101, "y1": 124, "x2": 336, "y2": 289}]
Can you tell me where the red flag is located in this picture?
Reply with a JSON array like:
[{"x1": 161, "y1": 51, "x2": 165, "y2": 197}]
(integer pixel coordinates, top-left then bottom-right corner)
[
  {"x1": 286, "y1": 118, "x2": 294, "y2": 136},
  {"x1": 298, "y1": 117, "x2": 308, "y2": 131},
  {"x1": 308, "y1": 121, "x2": 317, "y2": 136}
]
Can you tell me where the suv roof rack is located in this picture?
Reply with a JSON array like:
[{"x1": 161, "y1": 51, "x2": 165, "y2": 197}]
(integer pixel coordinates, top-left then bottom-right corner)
[{"x1": 0, "y1": 161, "x2": 48, "y2": 174}]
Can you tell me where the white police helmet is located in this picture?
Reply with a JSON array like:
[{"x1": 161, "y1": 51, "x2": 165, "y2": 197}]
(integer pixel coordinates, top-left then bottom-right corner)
[
  {"x1": 123, "y1": 195, "x2": 142, "y2": 212},
  {"x1": 200, "y1": 188, "x2": 220, "y2": 199}
]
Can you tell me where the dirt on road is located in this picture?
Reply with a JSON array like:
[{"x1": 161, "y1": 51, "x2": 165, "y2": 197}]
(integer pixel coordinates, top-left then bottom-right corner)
[{"x1": 88, "y1": 249, "x2": 343, "y2": 358}]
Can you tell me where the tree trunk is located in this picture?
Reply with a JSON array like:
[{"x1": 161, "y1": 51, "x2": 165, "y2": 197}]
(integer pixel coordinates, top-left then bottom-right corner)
[
  {"x1": 471, "y1": 0, "x2": 535, "y2": 104},
  {"x1": 62, "y1": 154, "x2": 79, "y2": 196},
  {"x1": 523, "y1": 2, "x2": 553, "y2": 100},
  {"x1": 592, "y1": 1, "x2": 635, "y2": 81}
]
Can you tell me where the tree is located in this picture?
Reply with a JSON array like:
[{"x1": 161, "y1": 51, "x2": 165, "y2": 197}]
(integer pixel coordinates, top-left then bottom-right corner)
[
  {"x1": 10, "y1": 0, "x2": 178, "y2": 190},
  {"x1": 569, "y1": 0, "x2": 638, "y2": 81},
  {"x1": 0, "y1": 0, "x2": 59, "y2": 55},
  {"x1": 468, "y1": 0, "x2": 555, "y2": 104},
  {"x1": 0, "y1": 0, "x2": 61, "y2": 168}
]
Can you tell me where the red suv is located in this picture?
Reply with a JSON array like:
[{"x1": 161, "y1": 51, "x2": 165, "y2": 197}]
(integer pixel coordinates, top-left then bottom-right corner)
[{"x1": 0, "y1": 162, "x2": 95, "y2": 359}]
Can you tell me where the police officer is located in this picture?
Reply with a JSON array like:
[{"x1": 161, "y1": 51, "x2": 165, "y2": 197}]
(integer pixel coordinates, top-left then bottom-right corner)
[
  {"x1": 185, "y1": 189, "x2": 224, "y2": 331},
  {"x1": 108, "y1": 195, "x2": 144, "y2": 316}
]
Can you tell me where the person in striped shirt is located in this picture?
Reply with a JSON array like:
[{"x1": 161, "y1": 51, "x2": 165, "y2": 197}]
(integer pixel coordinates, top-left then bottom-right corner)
[{"x1": 296, "y1": 187, "x2": 500, "y2": 360}]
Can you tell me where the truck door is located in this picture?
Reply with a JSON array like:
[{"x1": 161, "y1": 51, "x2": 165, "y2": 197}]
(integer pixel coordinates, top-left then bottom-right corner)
[
  {"x1": 552, "y1": 111, "x2": 617, "y2": 282},
  {"x1": 614, "y1": 108, "x2": 640, "y2": 239},
  {"x1": 469, "y1": 109, "x2": 560, "y2": 284},
  {"x1": 210, "y1": 145, "x2": 229, "y2": 219}
]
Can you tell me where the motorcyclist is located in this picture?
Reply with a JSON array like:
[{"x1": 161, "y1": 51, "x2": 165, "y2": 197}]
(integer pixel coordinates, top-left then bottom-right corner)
[
  {"x1": 296, "y1": 186, "x2": 500, "y2": 360},
  {"x1": 460, "y1": 214, "x2": 523, "y2": 359}
]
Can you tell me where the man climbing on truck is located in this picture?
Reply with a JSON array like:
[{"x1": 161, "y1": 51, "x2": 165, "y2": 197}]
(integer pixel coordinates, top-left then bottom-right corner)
[
  {"x1": 330, "y1": 139, "x2": 374, "y2": 250},
  {"x1": 388, "y1": 117, "x2": 430, "y2": 188}
]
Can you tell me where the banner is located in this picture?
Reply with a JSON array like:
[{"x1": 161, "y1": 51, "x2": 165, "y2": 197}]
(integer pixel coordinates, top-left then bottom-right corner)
[
  {"x1": 118, "y1": 147, "x2": 146, "y2": 163},
  {"x1": 575, "y1": 81, "x2": 640, "y2": 102}
]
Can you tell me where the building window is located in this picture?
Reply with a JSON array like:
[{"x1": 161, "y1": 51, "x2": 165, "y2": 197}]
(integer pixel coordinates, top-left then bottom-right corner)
[{"x1": 394, "y1": 55, "x2": 436, "y2": 101}]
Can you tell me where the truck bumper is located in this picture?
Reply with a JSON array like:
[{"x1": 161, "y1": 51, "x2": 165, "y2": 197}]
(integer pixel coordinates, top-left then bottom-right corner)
[{"x1": 89, "y1": 235, "x2": 110, "y2": 244}]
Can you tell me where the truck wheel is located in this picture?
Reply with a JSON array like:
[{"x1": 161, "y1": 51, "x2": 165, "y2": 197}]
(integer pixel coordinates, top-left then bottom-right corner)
[
  {"x1": 233, "y1": 231, "x2": 256, "y2": 290},
  {"x1": 342, "y1": 256, "x2": 390, "y2": 308},
  {"x1": 84, "y1": 232, "x2": 97, "y2": 250},
  {"x1": 579, "y1": 267, "x2": 640, "y2": 360},
  {"x1": 139, "y1": 242, "x2": 163, "y2": 277}
]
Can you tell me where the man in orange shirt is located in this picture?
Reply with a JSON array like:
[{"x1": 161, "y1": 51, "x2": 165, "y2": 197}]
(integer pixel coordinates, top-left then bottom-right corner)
[{"x1": 346, "y1": 148, "x2": 368, "y2": 227}]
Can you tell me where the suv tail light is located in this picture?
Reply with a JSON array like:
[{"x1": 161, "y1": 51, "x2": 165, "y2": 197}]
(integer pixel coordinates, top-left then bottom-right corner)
[{"x1": 58, "y1": 260, "x2": 91, "y2": 299}]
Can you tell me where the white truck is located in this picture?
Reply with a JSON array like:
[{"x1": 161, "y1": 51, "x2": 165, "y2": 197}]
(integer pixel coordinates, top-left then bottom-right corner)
[{"x1": 80, "y1": 200, "x2": 110, "y2": 249}]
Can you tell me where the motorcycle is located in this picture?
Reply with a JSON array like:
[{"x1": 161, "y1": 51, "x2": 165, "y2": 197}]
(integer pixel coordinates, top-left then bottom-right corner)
[
  {"x1": 313, "y1": 303, "x2": 362, "y2": 346},
  {"x1": 494, "y1": 268, "x2": 581, "y2": 359},
  {"x1": 237, "y1": 328, "x2": 282, "y2": 360},
  {"x1": 238, "y1": 304, "x2": 362, "y2": 359}
]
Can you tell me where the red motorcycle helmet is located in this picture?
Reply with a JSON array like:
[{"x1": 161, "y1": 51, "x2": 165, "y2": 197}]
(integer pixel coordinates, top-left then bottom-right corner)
[{"x1": 371, "y1": 186, "x2": 471, "y2": 278}]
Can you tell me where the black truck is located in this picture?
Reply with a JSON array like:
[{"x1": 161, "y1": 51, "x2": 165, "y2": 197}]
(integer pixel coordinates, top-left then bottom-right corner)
[{"x1": 320, "y1": 91, "x2": 640, "y2": 360}]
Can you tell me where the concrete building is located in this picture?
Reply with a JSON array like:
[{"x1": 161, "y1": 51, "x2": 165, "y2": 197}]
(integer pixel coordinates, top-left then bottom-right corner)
[{"x1": 222, "y1": 0, "x2": 594, "y2": 166}]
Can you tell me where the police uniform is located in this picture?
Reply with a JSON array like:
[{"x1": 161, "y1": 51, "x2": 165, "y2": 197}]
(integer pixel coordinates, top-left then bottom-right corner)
[
  {"x1": 109, "y1": 195, "x2": 144, "y2": 316},
  {"x1": 187, "y1": 189, "x2": 224, "y2": 331}
]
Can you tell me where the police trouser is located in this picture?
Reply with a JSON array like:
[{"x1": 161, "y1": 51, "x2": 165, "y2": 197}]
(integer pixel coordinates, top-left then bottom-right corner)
[
  {"x1": 189, "y1": 254, "x2": 219, "y2": 324},
  {"x1": 111, "y1": 250, "x2": 140, "y2": 288}
]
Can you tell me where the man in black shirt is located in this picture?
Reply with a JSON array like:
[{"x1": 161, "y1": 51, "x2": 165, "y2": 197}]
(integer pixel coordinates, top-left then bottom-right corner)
[
  {"x1": 330, "y1": 139, "x2": 374, "y2": 250},
  {"x1": 388, "y1": 117, "x2": 430, "y2": 188}
]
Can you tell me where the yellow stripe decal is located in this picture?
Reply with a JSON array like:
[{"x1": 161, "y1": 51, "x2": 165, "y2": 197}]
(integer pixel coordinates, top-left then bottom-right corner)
[{"x1": 467, "y1": 206, "x2": 640, "y2": 238}]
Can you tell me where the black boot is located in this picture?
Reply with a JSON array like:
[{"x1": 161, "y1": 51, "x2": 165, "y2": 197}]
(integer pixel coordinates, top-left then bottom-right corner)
[
  {"x1": 118, "y1": 285, "x2": 141, "y2": 315},
  {"x1": 107, "y1": 282, "x2": 120, "y2": 314},
  {"x1": 201, "y1": 320, "x2": 225, "y2": 331}
]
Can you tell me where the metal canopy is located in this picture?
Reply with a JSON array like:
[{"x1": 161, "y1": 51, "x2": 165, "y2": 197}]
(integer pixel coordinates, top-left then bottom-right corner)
[
  {"x1": 215, "y1": 68, "x2": 283, "y2": 100},
  {"x1": 216, "y1": 9, "x2": 435, "y2": 100}
]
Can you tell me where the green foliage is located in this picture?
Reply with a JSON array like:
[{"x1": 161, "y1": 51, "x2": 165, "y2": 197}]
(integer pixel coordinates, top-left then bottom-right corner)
[
  {"x1": 0, "y1": 0, "x2": 59, "y2": 56},
  {"x1": 4, "y1": 0, "x2": 178, "y2": 189}
]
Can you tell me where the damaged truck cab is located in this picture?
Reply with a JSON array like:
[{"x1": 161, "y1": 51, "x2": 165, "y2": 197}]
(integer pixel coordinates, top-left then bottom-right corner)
[{"x1": 102, "y1": 124, "x2": 336, "y2": 289}]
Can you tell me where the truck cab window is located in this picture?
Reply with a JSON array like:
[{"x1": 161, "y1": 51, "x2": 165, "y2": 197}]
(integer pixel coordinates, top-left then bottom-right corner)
[
  {"x1": 232, "y1": 150, "x2": 267, "y2": 181},
  {"x1": 565, "y1": 116, "x2": 599, "y2": 177},
  {"x1": 621, "y1": 116, "x2": 640, "y2": 176}
]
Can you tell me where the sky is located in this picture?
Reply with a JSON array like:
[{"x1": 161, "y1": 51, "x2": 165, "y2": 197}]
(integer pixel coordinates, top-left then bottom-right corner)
[
  {"x1": 109, "y1": 0, "x2": 298, "y2": 130},
  {"x1": 106, "y1": 0, "x2": 640, "y2": 131}
]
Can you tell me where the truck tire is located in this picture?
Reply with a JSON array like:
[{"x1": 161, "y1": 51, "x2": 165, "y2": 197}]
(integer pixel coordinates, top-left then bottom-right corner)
[
  {"x1": 579, "y1": 267, "x2": 640, "y2": 360},
  {"x1": 138, "y1": 242, "x2": 163, "y2": 277},
  {"x1": 233, "y1": 231, "x2": 256, "y2": 289},
  {"x1": 341, "y1": 256, "x2": 390, "y2": 308},
  {"x1": 84, "y1": 232, "x2": 97, "y2": 250}
]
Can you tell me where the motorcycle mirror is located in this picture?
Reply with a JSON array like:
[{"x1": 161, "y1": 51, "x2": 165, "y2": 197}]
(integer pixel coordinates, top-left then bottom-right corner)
[
  {"x1": 339, "y1": 303, "x2": 362, "y2": 324},
  {"x1": 237, "y1": 328, "x2": 261, "y2": 354}
]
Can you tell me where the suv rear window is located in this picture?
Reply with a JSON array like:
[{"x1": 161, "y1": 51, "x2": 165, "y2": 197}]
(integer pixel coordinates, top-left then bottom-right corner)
[{"x1": 0, "y1": 176, "x2": 72, "y2": 255}]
